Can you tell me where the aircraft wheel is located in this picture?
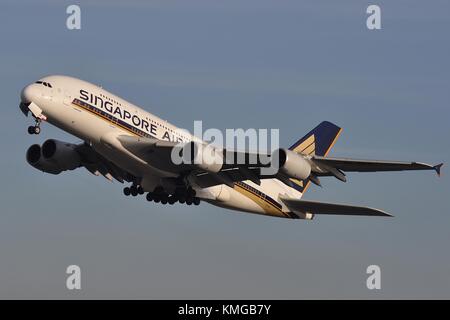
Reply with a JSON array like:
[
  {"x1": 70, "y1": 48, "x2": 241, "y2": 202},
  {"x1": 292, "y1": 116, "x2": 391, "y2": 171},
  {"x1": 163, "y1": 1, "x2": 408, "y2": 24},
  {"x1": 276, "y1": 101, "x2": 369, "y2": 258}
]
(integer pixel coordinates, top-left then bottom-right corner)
[
  {"x1": 154, "y1": 196, "x2": 161, "y2": 203},
  {"x1": 130, "y1": 185, "x2": 138, "y2": 196},
  {"x1": 168, "y1": 196, "x2": 177, "y2": 205},
  {"x1": 123, "y1": 187, "x2": 131, "y2": 196},
  {"x1": 178, "y1": 196, "x2": 186, "y2": 204},
  {"x1": 33, "y1": 126, "x2": 41, "y2": 135},
  {"x1": 186, "y1": 198, "x2": 193, "y2": 205},
  {"x1": 193, "y1": 197, "x2": 200, "y2": 206},
  {"x1": 146, "y1": 193, "x2": 153, "y2": 202},
  {"x1": 27, "y1": 126, "x2": 35, "y2": 135},
  {"x1": 160, "y1": 194, "x2": 168, "y2": 204},
  {"x1": 137, "y1": 186, "x2": 144, "y2": 195}
]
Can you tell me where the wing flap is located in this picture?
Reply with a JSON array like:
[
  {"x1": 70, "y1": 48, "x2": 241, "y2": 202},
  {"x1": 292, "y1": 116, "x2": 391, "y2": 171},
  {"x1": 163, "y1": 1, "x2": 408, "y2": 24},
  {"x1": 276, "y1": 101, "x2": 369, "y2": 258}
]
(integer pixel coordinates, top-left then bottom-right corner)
[{"x1": 280, "y1": 198, "x2": 392, "y2": 217}]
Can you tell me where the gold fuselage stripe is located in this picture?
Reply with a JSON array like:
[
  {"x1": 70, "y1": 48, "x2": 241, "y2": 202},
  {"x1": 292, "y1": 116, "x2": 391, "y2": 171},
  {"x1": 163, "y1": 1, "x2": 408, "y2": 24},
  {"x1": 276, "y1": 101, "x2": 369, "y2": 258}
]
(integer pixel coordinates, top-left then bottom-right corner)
[{"x1": 234, "y1": 182, "x2": 296, "y2": 218}]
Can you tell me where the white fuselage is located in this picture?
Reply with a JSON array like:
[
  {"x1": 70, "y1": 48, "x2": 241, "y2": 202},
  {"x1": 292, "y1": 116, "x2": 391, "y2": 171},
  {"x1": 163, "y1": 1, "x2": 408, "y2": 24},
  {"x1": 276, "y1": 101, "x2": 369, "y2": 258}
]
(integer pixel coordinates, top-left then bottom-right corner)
[{"x1": 21, "y1": 75, "x2": 303, "y2": 218}]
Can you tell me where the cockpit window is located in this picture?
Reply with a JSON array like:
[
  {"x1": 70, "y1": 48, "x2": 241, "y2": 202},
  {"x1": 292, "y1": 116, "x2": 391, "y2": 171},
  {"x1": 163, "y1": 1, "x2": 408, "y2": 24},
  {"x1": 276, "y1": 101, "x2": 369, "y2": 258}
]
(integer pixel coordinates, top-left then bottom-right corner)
[{"x1": 35, "y1": 81, "x2": 53, "y2": 88}]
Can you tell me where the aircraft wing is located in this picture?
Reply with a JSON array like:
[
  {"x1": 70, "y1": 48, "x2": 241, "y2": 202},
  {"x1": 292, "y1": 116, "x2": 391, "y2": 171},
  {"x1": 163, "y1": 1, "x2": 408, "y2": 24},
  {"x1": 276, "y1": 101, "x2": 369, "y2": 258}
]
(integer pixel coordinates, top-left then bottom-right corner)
[
  {"x1": 116, "y1": 135, "x2": 272, "y2": 184},
  {"x1": 115, "y1": 135, "x2": 186, "y2": 172},
  {"x1": 280, "y1": 198, "x2": 392, "y2": 217},
  {"x1": 190, "y1": 157, "x2": 442, "y2": 188},
  {"x1": 75, "y1": 143, "x2": 133, "y2": 183},
  {"x1": 310, "y1": 156, "x2": 443, "y2": 181},
  {"x1": 116, "y1": 134, "x2": 442, "y2": 189}
]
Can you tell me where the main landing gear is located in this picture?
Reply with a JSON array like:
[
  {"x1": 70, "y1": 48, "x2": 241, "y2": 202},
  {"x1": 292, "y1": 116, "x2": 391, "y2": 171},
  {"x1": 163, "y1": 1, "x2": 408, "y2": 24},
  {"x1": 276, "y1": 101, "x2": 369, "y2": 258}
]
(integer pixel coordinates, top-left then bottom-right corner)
[
  {"x1": 27, "y1": 118, "x2": 41, "y2": 135},
  {"x1": 122, "y1": 185, "x2": 201, "y2": 206},
  {"x1": 123, "y1": 185, "x2": 144, "y2": 197}
]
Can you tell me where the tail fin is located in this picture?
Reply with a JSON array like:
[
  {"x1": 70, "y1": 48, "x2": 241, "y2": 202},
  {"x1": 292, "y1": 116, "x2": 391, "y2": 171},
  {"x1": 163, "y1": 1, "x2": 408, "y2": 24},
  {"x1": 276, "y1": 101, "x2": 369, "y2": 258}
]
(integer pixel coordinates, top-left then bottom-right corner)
[
  {"x1": 289, "y1": 121, "x2": 342, "y2": 157},
  {"x1": 287, "y1": 121, "x2": 342, "y2": 193}
]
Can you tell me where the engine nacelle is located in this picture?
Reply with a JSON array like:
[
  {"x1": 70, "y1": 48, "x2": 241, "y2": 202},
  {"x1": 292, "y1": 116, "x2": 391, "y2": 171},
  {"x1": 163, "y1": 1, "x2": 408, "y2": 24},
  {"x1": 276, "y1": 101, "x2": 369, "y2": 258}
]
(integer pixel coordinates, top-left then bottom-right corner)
[
  {"x1": 26, "y1": 140, "x2": 81, "y2": 174},
  {"x1": 26, "y1": 144, "x2": 63, "y2": 174},
  {"x1": 41, "y1": 139, "x2": 81, "y2": 170},
  {"x1": 182, "y1": 141, "x2": 224, "y2": 173},
  {"x1": 274, "y1": 148, "x2": 312, "y2": 180}
]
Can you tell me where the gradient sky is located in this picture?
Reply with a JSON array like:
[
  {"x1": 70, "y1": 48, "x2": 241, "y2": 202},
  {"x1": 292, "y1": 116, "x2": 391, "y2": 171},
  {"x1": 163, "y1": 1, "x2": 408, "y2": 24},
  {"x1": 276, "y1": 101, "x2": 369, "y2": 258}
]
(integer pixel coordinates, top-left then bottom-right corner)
[{"x1": 0, "y1": 0, "x2": 449, "y2": 299}]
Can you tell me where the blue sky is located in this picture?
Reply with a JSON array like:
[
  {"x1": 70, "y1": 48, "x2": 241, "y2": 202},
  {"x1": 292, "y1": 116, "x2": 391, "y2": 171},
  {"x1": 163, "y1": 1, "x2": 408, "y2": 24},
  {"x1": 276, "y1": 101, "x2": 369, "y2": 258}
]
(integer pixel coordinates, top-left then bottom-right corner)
[{"x1": 0, "y1": 0, "x2": 449, "y2": 298}]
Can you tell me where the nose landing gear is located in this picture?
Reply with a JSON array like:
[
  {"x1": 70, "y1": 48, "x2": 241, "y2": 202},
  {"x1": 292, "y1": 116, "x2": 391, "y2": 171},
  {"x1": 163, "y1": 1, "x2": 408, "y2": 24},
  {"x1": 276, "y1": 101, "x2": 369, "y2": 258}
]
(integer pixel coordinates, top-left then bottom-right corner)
[{"x1": 27, "y1": 119, "x2": 41, "y2": 135}]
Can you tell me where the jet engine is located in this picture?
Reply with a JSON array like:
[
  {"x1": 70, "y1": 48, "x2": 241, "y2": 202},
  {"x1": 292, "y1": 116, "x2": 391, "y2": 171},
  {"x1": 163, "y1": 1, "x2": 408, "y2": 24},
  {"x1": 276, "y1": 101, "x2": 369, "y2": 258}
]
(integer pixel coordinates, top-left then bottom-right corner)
[
  {"x1": 26, "y1": 139, "x2": 81, "y2": 174},
  {"x1": 273, "y1": 148, "x2": 312, "y2": 180},
  {"x1": 181, "y1": 141, "x2": 224, "y2": 173}
]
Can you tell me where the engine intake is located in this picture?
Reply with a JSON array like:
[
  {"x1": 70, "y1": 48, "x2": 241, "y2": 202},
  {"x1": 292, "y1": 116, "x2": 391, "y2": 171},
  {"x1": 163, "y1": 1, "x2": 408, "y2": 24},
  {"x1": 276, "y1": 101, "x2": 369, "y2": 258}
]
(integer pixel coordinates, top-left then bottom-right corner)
[
  {"x1": 26, "y1": 144, "x2": 63, "y2": 174},
  {"x1": 26, "y1": 139, "x2": 81, "y2": 174},
  {"x1": 42, "y1": 139, "x2": 81, "y2": 170}
]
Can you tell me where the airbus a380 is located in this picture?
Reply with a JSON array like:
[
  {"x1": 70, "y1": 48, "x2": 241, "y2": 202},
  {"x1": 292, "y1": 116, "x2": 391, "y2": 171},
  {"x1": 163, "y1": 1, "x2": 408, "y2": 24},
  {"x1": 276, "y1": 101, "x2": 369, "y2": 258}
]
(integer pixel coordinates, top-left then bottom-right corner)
[{"x1": 19, "y1": 75, "x2": 443, "y2": 219}]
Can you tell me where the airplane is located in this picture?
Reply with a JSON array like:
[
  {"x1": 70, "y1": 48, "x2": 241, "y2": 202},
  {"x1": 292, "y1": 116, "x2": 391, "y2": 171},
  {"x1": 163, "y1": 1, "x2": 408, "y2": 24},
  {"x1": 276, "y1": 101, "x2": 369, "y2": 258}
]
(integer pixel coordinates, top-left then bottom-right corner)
[{"x1": 19, "y1": 75, "x2": 443, "y2": 220}]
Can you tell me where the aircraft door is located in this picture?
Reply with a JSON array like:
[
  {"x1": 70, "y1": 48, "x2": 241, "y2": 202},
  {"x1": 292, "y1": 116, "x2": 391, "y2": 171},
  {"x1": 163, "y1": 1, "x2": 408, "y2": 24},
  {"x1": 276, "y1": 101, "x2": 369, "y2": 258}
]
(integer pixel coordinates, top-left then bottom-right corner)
[{"x1": 63, "y1": 90, "x2": 72, "y2": 106}]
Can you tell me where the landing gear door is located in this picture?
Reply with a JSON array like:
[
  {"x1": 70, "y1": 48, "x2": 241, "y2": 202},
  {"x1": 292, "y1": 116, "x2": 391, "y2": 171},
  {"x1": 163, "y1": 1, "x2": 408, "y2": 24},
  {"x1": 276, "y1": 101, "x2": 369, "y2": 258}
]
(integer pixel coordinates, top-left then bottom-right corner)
[{"x1": 28, "y1": 102, "x2": 44, "y2": 119}]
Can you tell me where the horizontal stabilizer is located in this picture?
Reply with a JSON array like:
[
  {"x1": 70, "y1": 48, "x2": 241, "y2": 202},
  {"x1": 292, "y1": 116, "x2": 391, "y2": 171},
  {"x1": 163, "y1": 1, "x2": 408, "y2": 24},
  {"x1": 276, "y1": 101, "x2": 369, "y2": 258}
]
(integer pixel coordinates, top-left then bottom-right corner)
[{"x1": 280, "y1": 198, "x2": 392, "y2": 217}]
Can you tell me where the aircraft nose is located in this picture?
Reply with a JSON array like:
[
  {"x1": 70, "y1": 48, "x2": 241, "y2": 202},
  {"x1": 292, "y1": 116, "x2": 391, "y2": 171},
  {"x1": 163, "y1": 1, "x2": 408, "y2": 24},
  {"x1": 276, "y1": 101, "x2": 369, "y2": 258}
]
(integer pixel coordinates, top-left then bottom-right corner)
[
  {"x1": 19, "y1": 84, "x2": 40, "y2": 116},
  {"x1": 20, "y1": 84, "x2": 39, "y2": 103}
]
